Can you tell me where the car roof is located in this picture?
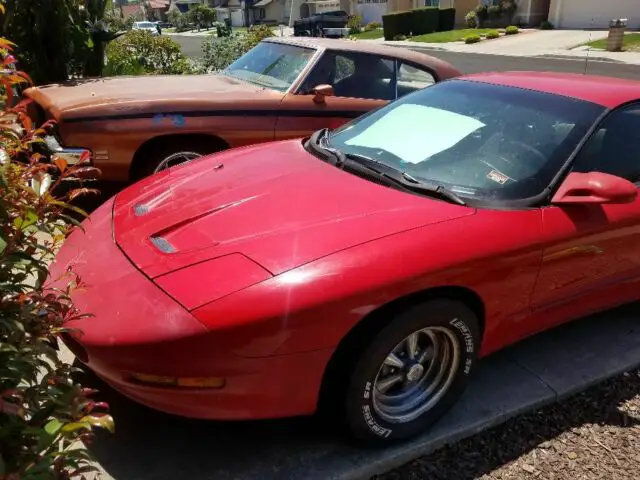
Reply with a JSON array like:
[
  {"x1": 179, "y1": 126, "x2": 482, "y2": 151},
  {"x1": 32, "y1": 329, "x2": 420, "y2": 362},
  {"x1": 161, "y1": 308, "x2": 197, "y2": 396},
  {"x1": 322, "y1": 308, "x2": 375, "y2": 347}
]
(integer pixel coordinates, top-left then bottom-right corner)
[
  {"x1": 460, "y1": 71, "x2": 640, "y2": 109},
  {"x1": 265, "y1": 37, "x2": 462, "y2": 79}
]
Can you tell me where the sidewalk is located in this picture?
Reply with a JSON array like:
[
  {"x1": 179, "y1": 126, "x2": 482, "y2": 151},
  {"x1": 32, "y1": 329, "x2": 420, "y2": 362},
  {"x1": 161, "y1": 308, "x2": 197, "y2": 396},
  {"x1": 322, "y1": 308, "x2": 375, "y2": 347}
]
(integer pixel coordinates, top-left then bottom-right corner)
[
  {"x1": 377, "y1": 30, "x2": 640, "y2": 65},
  {"x1": 167, "y1": 25, "x2": 293, "y2": 37}
]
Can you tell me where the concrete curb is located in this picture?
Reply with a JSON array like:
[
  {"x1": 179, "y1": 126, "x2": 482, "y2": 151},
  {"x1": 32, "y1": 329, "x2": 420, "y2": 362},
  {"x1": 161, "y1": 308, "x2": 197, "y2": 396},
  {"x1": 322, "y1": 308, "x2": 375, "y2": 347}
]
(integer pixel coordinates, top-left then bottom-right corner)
[{"x1": 85, "y1": 303, "x2": 640, "y2": 480}]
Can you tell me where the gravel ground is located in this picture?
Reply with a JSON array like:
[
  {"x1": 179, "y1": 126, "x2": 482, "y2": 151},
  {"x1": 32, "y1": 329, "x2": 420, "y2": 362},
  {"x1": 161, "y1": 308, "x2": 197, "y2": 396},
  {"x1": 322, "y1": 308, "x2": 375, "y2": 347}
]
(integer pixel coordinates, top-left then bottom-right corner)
[{"x1": 376, "y1": 369, "x2": 640, "y2": 480}]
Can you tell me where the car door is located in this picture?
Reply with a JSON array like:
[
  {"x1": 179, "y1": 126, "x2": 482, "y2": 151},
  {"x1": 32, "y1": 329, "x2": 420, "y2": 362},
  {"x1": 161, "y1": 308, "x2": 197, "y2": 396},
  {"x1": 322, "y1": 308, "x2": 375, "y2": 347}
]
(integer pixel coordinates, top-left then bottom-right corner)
[
  {"x1": 274, "y1": 51, "x2": 398, "y2": 140},
  {"x1": 531, "y1": 103, "x2": 640, "y2": 327}
]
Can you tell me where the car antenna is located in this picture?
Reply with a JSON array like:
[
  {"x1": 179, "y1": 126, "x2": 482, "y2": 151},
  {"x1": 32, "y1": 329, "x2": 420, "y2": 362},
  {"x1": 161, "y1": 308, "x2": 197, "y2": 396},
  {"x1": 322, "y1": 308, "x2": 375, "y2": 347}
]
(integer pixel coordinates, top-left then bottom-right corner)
[{"x1": 584, "y1": 18, "x2": 594, "y2": 75}]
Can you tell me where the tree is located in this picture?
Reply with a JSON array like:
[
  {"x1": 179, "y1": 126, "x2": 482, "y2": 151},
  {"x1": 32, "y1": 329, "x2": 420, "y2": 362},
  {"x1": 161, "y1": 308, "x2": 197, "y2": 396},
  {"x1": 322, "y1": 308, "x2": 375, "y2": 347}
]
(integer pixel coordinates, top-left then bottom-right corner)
[
  {"x1": 186, "y1": 4, "x2": 216, "y2": 31},
  {"x1": 0, "y1": 0, "x2": 123, "y2": 84}
]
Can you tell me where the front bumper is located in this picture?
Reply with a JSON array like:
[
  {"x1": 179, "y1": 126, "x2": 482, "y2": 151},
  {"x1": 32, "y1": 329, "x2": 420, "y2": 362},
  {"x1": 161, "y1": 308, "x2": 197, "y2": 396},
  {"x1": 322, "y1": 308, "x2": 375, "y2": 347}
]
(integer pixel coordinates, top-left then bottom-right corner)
[
  {"x1": 52, "y1": 196, "x2": 332, "y2": 420},
  {"x1": 43, "y1": 134, "x2": 91, "y2": 167}
]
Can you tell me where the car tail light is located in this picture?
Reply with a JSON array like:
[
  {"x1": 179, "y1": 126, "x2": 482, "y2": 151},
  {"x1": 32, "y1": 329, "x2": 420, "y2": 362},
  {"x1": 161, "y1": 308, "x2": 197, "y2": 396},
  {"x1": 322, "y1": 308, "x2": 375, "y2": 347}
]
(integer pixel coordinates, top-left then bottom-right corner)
[{"x1": 129, "y1": 372, "x2": 226, "y2": 389}]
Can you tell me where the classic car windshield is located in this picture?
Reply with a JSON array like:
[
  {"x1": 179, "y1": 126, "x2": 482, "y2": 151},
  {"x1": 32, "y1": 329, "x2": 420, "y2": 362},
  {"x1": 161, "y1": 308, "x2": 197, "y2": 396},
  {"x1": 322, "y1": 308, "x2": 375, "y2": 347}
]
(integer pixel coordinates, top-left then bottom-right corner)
[
  {"x1": 328, "y1": 80, "x2": 605, "y2": 202},
  {"x1": 222, "y1": 42, "x2": 315, "y2": 92}
]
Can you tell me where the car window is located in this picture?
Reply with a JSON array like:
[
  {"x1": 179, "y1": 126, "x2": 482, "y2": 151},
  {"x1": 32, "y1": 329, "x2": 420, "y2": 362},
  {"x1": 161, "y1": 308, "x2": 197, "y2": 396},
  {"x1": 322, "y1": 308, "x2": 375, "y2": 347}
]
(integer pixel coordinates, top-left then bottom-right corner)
[
  {"x1": 301, "y1": 51, "x2": 395, "y2": 100},
  {"x1": 328, "y1": 80, "x2": 605, "y2": 203},
  {"x1": 397, "y1": 63, "x2": 435, "y2": 97},
  {"x1": 222, "y1": 42, "x2": 315, "y2": 92},
  {"x1": 571, "y1": 104, "x2": 640, "y2": 182}
]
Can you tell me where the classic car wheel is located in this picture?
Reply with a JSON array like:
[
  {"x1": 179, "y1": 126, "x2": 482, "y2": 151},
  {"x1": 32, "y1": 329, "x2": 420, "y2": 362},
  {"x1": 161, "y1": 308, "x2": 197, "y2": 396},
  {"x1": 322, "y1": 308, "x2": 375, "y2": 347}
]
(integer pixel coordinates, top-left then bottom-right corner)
[
  {"x1": 344, "y1": 299, "x2": 480, "y2": 443},
  {"x1": 153, "y1": 151, "x2": 203, "y2": 173}
]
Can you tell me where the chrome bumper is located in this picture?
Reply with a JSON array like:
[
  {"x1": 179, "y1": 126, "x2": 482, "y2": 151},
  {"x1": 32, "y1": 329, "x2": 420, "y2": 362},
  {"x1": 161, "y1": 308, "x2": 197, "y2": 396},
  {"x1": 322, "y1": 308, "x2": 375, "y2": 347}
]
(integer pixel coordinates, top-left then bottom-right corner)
[{"x1": 43, "y1": 135, "x2": 91, "y2": 166}]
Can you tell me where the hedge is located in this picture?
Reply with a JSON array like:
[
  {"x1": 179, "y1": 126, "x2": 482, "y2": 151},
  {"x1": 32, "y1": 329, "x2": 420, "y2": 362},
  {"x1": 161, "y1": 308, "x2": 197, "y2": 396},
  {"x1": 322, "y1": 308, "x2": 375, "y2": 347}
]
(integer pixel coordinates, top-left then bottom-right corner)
[
  {"x1": 411, "y1": 7, "x2": 439, "y2": 36},
  {"x1": 438, "y1": 8, "x2": 456, "y2": 32},
  {"x1": 382, "y1": 10, "x2": 413, "y2": 40}
]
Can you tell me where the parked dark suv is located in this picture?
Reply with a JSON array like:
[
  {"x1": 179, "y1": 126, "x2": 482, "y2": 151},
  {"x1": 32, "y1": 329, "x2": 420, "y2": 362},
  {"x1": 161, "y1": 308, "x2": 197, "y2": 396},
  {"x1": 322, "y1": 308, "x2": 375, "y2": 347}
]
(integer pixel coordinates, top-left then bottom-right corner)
[{"x1": 293, "y1": 10, "x2": 349, "y2": 37}]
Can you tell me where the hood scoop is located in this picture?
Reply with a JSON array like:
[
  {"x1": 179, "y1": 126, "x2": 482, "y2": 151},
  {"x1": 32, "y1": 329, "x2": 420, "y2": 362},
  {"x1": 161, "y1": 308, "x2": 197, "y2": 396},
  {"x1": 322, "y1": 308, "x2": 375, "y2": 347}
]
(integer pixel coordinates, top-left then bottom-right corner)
[{"x1": 147, "y1": 195, "x2": 262, "y2": 255}]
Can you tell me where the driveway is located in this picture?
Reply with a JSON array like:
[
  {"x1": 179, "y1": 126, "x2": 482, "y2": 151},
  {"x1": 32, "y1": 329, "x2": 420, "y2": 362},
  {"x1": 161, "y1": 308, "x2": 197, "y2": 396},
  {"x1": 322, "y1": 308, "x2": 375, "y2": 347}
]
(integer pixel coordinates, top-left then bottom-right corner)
[{"x1": 83, "y1": 304, "x2": 640, "y2": 480}]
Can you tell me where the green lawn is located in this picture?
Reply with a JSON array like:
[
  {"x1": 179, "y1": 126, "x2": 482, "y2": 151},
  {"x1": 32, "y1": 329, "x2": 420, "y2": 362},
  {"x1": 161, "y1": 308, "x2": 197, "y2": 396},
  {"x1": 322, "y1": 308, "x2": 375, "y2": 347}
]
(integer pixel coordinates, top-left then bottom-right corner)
[
  {"x1": 586, "y1": 33, "x2": 640, "y2": 51},
  {"x1": 351, "y1": 28, "x2": 384, "y2": 40},
  {"x1": 410, "y1": 28, "x2": 496, "y2": 43}
]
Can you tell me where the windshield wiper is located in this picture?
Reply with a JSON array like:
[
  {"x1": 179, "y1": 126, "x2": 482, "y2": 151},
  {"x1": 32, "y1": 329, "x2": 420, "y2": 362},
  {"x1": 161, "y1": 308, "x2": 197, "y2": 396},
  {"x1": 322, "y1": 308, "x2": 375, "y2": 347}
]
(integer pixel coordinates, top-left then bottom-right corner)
[
  {"x1": 305, "y1": 129, "x2": 466, "y2": 206},
  {"x1": 342, "y1": 152, "x2": 466, "y2": 206}
]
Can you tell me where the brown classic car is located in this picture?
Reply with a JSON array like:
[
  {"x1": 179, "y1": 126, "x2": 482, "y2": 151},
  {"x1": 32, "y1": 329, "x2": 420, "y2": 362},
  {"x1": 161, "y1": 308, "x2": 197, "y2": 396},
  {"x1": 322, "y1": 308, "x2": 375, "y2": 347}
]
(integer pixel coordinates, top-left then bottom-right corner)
[{"x1": 24, "y1": 37, "x2": 461, "y2": 182}]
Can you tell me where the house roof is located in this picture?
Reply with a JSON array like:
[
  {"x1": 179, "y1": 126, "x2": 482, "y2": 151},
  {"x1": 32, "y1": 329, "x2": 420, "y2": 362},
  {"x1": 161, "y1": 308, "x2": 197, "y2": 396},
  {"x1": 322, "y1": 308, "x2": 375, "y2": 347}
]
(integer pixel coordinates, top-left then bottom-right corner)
[
  {"x1": 148, "y1": 0, "x2": 170, "y2": 8},
  {"x1": 121, "y1": 4, "x2": 142, "y2": 17},
  {"x1": 460, "y1": 71, "x2": 640, "y2": 109}
]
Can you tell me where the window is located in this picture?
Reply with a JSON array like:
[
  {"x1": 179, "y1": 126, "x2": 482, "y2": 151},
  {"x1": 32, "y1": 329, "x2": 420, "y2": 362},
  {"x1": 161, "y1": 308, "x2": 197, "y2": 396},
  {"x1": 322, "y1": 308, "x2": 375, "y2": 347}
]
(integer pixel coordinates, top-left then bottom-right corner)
[
  {"x1": 222, "y1": 42, "x2": 315, "y2": 92},
  {"x1": 572, "y1": 104, "x2": 640, "y2": 182},
  {"x1": 396, "y1": 63, "x2": 435, "y2": 97},
  {"x1": 301, "y1": 51, "x2": 395, "y2": 100},
  {"x1": 424, "y1": 0, "x2": 439, "y2": 6},
  {"x1": 328, "y1": 80, "x2": 604, "y2": 203}
]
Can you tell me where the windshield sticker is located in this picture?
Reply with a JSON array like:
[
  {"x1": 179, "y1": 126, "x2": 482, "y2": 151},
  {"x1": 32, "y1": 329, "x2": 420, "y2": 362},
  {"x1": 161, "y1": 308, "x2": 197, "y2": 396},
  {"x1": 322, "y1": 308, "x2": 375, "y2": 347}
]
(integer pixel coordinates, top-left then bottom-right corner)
[
  {"x1": 487, "y1": 170, "x2": 510, "y2": 185},
  {"x1": 344, "y1": 104, "x2": 485, "y2": 164}
]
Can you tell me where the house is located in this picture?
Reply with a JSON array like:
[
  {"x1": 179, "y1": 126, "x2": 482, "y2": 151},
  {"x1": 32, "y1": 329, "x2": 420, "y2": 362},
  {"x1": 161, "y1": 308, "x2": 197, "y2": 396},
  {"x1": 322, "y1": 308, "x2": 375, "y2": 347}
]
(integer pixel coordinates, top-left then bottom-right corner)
[
  {"x1": 251, "y1": 0, "x2": 288, "y2": 24},
  {"x1": 548, "y1": 0, "x2": 639, "y2": 29}
]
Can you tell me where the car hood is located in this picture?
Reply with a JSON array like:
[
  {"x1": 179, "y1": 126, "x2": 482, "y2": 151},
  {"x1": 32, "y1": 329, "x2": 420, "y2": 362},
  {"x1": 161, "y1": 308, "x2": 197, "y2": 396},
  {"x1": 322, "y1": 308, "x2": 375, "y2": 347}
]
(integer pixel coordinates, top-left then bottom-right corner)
[
  {"x1": 24, "y1": 74, "x2": 283, "y2": 122},
  {"x1": 114, "y1": 140, "x2": 476, "y2": 278}
]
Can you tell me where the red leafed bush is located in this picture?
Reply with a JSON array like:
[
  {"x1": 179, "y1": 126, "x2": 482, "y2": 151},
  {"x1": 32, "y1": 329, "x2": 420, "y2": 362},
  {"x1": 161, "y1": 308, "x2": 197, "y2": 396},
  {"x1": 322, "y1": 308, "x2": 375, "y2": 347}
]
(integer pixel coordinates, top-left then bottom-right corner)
[{"x1": 0, "y1": 3, "x2": 113, "y2": 479}]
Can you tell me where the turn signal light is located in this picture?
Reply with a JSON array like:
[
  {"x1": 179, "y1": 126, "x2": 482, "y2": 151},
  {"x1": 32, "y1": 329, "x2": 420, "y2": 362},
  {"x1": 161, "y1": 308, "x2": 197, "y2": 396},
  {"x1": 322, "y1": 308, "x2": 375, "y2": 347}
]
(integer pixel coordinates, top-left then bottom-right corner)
[{"x1": 129, "y1": 373, "x2": 225, "y2": 389}]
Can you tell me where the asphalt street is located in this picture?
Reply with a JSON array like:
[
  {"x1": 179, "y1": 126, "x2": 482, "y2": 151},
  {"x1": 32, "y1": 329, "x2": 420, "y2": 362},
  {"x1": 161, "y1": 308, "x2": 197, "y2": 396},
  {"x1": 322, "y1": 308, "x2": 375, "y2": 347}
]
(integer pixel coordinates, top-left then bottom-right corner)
[{"x1": 172, "y1": 34, "x2": 640, "y2": 78}]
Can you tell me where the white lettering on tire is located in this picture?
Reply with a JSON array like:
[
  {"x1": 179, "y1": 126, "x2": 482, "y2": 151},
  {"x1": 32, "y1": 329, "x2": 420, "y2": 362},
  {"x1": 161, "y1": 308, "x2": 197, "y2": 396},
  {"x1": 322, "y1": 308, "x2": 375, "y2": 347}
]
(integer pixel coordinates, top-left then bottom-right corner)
[
  {"x1": 450, "y1": 317, "x2": 475, "y2": 354},
  {"x1": 362, "y1": 405, "x2": 392, "y2": 437}
]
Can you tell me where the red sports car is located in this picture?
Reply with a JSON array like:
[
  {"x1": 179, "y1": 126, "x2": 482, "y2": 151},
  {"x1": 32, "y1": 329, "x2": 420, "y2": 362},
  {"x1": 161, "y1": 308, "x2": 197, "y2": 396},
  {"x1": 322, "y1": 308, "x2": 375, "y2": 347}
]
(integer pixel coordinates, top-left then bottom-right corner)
[{"x1": 52, "y1": 71, "x2": 640, "y2": 444}]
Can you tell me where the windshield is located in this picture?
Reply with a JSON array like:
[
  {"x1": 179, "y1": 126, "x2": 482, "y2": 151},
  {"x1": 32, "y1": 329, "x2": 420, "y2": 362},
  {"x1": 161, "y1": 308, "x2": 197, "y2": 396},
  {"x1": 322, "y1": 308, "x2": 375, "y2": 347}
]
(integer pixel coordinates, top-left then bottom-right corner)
[
  {"x1": 328, "y1": 80, "x2": 604, "y2": 203},
  {"x1": 135, "y1": 22, "x2": 155, "y2": 28},
  {"x1": 222, "y1": 42, "x2": 315, "y2": 92}
]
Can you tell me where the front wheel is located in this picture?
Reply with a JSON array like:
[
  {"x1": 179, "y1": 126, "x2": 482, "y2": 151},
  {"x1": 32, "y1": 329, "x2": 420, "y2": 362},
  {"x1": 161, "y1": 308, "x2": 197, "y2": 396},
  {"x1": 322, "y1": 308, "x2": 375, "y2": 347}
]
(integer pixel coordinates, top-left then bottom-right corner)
[
  {"x1": 135, "y1": 139, "x2": 224, "y2": 180},
  {"x1": 344, "y1": 299, "x2": 480, "y2": 444}
]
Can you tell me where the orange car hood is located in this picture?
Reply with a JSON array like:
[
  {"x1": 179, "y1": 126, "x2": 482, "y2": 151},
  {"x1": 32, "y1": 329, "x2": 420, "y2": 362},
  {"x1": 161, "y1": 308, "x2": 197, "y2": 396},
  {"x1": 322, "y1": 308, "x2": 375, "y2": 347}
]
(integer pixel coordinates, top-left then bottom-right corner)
[{"x1": 24, "y1": 74, "x2": 283, "y2": 121}]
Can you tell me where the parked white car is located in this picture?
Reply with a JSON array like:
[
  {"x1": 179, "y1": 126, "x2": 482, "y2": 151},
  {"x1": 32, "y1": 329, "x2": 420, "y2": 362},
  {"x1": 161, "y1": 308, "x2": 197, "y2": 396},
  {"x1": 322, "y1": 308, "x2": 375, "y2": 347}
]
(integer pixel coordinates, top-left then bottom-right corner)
[{"x1": 132, "y1": 21, "x2": 160, "y2": 35}]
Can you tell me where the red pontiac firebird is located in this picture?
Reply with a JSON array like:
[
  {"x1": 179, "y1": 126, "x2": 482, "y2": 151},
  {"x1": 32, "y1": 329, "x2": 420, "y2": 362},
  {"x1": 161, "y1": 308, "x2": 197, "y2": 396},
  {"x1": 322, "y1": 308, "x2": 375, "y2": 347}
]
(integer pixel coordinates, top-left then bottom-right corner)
[{"x1": 52, "y1": 71, "x2": 640, "y2": 444}]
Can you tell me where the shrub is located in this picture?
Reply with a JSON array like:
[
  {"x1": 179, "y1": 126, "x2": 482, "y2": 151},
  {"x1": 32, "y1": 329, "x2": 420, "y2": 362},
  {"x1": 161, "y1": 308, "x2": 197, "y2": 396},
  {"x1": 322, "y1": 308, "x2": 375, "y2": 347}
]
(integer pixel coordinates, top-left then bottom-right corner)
[
  {"x1": 216, "y1": 20, "x2": 232, "y2": 37},
  {"x1": 475, "y1": 4, "x2": 489, "y2": 21},
  {"x1": 540, "y1": 20, "x2": 554, "y2": 30},
  {"x1": 347, "y1": 14, "x2": 362, "y2": 34},
  {"x1": 465, "y1": 11, "x2": 479, "y2": 28},
  {"x1": 485, "y1": 30, "x2": 500, "y2": 39},
  {"x1": 0, "y1": 27, "x2": 113, "y2": 479},
  {"x1": 487, "y1": 4, "x2": 502, "y2": 17},
  {"x1": 505, "y1": 25, "x2": 519, "y2": 34},
  {"x1": 105, "y1": 30, "x2": 194, "y2": 76},
  {"x1": 464, "y1": 34, "x2": 481, "y2": 44},
  {"x1": 364, "y1": 21, "x2": 382, "y2": 31},
  {"x1": 411, "y1": 7, "x2": 439, "y2": 36},
  {"x1": 393, "y1": 34, "x2": 407, "y2": 41},
  {"x1": 437, "y1": 8, "x2": 456, "y2": 32},
  {"x1": 382, "y1": 10, "x2": 413, "y2": 40},
  {"x1": 201, "y1": 25, "x2": 273, "y2": 72},
  {"x1": 501, "y1": 1, "x2": 516, "y2": 15}
]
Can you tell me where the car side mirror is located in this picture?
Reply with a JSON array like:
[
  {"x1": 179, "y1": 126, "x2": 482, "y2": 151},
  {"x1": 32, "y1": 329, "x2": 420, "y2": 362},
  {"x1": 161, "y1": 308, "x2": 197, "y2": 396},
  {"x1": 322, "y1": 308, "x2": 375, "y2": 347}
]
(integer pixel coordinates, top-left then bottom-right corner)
[
  {"x1": 552, "y1": 171, "x2": 637, "y2": 205},
  {"x1": 312, "y1": 84, "x2": 334, "y2": 104}
]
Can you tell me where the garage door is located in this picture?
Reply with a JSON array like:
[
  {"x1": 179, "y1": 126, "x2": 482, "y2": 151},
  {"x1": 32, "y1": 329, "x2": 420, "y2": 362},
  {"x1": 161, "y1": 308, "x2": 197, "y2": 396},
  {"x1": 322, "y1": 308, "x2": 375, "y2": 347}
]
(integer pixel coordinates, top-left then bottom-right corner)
[{"x1": 553, "y1": 0, "x2": 639, "y2": 29}]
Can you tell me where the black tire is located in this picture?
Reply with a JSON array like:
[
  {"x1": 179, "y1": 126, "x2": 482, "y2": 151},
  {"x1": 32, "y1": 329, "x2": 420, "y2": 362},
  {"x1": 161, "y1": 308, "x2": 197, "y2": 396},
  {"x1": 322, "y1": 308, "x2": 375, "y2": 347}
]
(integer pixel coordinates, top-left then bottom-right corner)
[
  {"x1": 134, "y1": 139, "x2": 223, "y2": 180},
  {"x1": 344, "y1": 299, "x2": 480, "y2": 444}
]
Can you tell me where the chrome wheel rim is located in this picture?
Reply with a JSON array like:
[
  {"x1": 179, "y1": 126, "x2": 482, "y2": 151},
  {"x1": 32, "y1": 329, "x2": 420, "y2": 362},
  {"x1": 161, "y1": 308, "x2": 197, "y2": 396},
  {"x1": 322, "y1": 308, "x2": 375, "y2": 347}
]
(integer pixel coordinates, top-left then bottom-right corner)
[
  {"x1": 153, "y1": 151, "x2": 202, "y2": 173},
  {"x1": 372, "y1": 326, "x2": 461, "y2": 424}
]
